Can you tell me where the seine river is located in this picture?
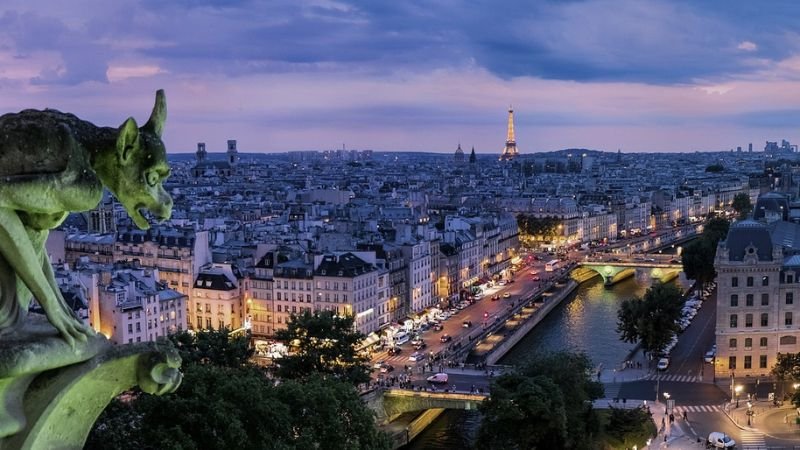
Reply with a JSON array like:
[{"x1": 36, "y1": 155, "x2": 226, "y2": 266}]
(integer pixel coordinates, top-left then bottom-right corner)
[{"x1": 404, "y1": 273, "x2": 690, "y2": 449}]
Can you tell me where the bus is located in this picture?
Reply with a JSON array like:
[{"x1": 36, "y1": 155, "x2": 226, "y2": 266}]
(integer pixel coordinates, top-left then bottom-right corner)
[{"x1": 545, "y1": 259, "x2": 560, "y2": 272}]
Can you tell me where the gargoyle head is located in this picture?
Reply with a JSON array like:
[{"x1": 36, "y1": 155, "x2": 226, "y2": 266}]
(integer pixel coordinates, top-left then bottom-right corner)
[{"x1": 109, "y1": 90, "x2": 173, "y2": 230}]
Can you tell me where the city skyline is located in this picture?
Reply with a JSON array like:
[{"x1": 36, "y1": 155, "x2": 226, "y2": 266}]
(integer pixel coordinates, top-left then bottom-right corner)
[{"x1": 2, "y1": 1, "x2": 800, "y2": 153}]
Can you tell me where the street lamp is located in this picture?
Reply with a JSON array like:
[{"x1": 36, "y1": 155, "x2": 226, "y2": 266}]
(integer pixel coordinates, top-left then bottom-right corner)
[
  {"x1": 747, "y1": 401, "x2": 753, "y2": 426},
  {"x1": 735, "y1": 385, "x2": 742, "y2": 408},
  {"x1": 663, "y1": 392, "x2": 670, "y2": 414}
]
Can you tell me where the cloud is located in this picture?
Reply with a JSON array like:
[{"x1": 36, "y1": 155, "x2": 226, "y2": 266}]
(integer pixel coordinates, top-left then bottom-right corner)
[{"x1": 738, "y1": 41, "x2": 758, "y2": 51}]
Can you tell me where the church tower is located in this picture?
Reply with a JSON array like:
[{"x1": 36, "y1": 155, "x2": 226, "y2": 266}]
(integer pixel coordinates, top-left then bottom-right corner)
[
  {"x1": 196, "y1": 142, "x2": 207, "y2": 162},
  {"x1": 500, "y1": 106, "x2": 519, "y2": 160},
  {"x1": 454, "y1": 143, "x2": 465, "y2": 165},
  {"x1": 227, "y1": 139, "x2": 239, "y2": 166}
]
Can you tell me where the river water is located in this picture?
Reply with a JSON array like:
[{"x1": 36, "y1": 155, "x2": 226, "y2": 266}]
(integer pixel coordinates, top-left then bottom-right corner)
[{"x1": 404, "y1": 273, "x2": 689, "y2": 449}]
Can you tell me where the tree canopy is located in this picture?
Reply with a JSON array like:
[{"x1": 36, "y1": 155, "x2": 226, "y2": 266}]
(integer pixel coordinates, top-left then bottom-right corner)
[
  {"x1": 168, "y1": 327, "x2": 252, "y2": 368},
  {"x1": 477, "y1": 352, "x2": 603, "y2": 450},
  {"x1": 616, "y1": 283, "x2": 684, "y2": 355},
  {"x1": 274, "y1": 309, "x2": 371, "y2": 385},
  {"x1": 517, "y1": 215, "x2": 563, "y2": 241},
  {"x1": 731, "y1": 193, "x2": 753, "y2": 219},
  {"x1": 705, "y1": 164, "x2": 724, "y2": 173},
  {"x1": 681, "y1": 217, "x2": 729, "y2": 287}
]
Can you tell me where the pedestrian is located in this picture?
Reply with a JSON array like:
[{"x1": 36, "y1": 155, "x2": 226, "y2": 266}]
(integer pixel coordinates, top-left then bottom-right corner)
[
  {"x1": 661, "y1": 417, "x2": 665, "y2": 428},
  {"x1": 669, "y1": 413, "x2": 674, "y2": 423},
  {"x1": 682, "y1": 410, "x2": 687, "y2": 421}
]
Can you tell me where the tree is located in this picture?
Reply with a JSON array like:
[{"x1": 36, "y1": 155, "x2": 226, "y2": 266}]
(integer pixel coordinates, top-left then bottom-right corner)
[
  {"x1": 731, "y1": 193, "x2": 753, "y2": 219},
  {"x1": 168, "y1": 327, "x2": 253, "y2": 368},
  {"x1": 616, "y1": 283, "x2": 684, "y2": 355},
  {"x1": 703, "y1": 217, "x2": 731, "y2": 246},
  {"x1": 602, "y1": 406, "x2": 655, "y2": 448},
  {"x1": 477, "y1": 352, "x2": 603, "y2": 449},
  {"x1": 682, "y1": 217, "x2": 729, "y2": 288},
  {"x1": 477, "y1": 375, "x2": 568, "y2": 449},
  {"x1": 274, "y1": 310, "x2": 371, "y2": 385},
  {"x1": 705, "y1": 164, "x2": 724, "y2": 173}
]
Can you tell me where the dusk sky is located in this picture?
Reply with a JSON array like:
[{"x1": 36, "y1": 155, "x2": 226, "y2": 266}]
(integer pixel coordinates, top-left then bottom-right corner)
[{"x1": 2, "y1": 1, "x2": 800, "y2": 154}]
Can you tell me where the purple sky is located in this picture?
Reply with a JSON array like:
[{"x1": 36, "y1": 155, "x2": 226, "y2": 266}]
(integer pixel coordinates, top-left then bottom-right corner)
[{"x1": 2, "y1": 0, "x2": 800, "y2": 153}]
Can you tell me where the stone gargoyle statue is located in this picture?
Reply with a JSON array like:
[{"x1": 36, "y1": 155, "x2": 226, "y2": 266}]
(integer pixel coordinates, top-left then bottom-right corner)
[{"x1": 0, "y1": 90, "x2": 173, "y2": 347}]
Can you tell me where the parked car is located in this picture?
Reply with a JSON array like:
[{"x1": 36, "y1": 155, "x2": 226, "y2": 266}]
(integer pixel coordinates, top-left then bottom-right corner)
[
  {"x1": 440, "y1": 334, "x2": 452, "y2": 343},
  {"x1": 408, "y1": 351, "x2": 426, "y2": 362},
  {"x1": 657, "y1": 357, "x2": 670, "y2": 371},
  {"x1": 427, "y1": 373, "x2": 449, "y2": 384},
  {"x1": 380, "y1": 363, "x2": 394, "y2": 373},
  {"x1": 432, "y1": 323, "x2": 444, "y2": 331},
  {"x1": 462, "y1": 321, "x2": 472, "y2": 328},
  {"x1": 707, "y1": 432, "x2": 735, "y2": 448},
  {"x1": 704, "y1": 349, "x2": 716, "y2": 363}
]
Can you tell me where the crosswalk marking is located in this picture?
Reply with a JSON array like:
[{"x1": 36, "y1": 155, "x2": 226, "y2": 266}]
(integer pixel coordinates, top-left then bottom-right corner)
[
  {"x1": 646, "y1": 373, "x2": 699, "y2": 383},
  {"x1": 739, "y1": 429, "x2": 766, "y2": 449},
  {"x1": 672, "y1": 404, "x2": 720, "y2": 413},
  {"x1": 604, "y1": 383, "x2": 621, "y2": 400}
]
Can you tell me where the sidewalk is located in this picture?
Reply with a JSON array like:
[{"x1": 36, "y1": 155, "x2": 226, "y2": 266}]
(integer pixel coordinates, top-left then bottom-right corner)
[
  {"x1": 597, "y1": 346, "x2": 651, "y2": 384},
  {"x1": 724, "y1": 399, "x2": 800, "y2": 440}
]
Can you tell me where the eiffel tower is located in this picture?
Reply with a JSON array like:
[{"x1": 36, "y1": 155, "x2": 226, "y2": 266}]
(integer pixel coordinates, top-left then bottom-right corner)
[{"x1": 499, "y1": 106, "x2": 519, "y2": 160}]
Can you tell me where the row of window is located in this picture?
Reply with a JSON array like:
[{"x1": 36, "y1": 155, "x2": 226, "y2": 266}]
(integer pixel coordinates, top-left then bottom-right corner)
[
  {"x1": 729, "y1": 337, "x2": 769, "y2": 349},
  {"x1": 729, "y1": 312, "x2": 795, "y2": 328},
  {"x1": 728, "y1": 355, "x2": 768, "y2": 370},
  {"x1": 730, "y1": 292, "x2": 794, "y2": 307},
  {"x1": 731, "y1": 275, "x2": 771, "y2": 287}
]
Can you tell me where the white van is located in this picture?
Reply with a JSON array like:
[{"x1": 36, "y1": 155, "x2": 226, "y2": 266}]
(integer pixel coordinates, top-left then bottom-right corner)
[{"x1": 394, "y1": 331, "x2": 409, "y2": 345}]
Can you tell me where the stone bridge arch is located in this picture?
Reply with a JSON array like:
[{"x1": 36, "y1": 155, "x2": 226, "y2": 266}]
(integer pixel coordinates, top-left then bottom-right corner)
[{"x1": 363, "y1": 388, "x2": 486, "y2": 424}]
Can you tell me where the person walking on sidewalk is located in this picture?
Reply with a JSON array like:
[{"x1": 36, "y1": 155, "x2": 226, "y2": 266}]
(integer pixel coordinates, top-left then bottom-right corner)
[{"x1": 682, "y1": 410, "x2": 687, "y2": 421}]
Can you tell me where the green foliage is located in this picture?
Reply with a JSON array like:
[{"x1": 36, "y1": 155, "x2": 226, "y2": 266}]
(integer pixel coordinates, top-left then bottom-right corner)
[
  {"x1": 616, "y1": 283, "x2": 683, "y2": 355},
  {"x1": 682, "y1": 217, "x2": 729, "y2": 286},
  {"x1": 516, "y1": 214, "x2": 564, "y2": 241},
  {"x1": 477, "y1": 352, "x2": 603, "y2": 450},
  {"x1": 599, "y1": 407, "x2": 656, "y2": 449},
  {"x1": 274, "y1": 310, "x2": 371, "y2": 385},
  {"x1": 168, "y1": 328, "x2": 253, "y2": 368},
  {"x1": 731, "y1": 193, "x2": 753, "y2": 219},
  {"x1": 772, "y1": 352, "x2": 800, "y2": 382},
  {"x1": 705, "y1": 164, "x2": 724, "y2": 173},
  {"x1": 87, "y1": 367, "x2": 390, "y2": 450}
]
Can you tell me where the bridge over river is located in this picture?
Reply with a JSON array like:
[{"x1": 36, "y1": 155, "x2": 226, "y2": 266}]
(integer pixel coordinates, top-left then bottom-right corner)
[{"x1": 576, "y1": 254, "x2": 683, "y2": 286}]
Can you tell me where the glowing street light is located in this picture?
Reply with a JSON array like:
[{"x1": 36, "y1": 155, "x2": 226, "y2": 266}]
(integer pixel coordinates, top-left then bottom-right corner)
[
  {"x1": 735, "y1": 385, "x2": 743, "y2": 408},
  {"x1": 663, "y1": 392, "x2": 670, "y2": 413}
]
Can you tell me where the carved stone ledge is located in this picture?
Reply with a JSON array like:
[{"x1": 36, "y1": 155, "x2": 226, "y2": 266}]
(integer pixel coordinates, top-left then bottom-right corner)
[{"x1": 0, "y1": 315, "x2": 182, "y2": 450}]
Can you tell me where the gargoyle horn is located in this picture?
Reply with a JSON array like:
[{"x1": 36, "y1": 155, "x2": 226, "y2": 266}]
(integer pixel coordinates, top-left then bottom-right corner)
[{"x1": 143, "y1": 89, "x2": 167, "y2": 138}]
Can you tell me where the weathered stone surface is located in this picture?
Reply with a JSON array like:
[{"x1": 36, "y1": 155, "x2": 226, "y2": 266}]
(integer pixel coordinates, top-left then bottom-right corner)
[{"x1": 0, "y1": 315, "x2": 182, "y2": 449}]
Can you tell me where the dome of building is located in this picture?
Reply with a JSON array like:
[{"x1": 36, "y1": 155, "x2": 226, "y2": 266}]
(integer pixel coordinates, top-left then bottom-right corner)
[
  {"x1": 722, "y1": 219, "x2": 773, "y2": 261},
  {"x1": 753, "y1": 192, "x2": 789, "y2": 221},
  {"x1": 454, "y1": 143, "x2": 465, "y2": 164}
]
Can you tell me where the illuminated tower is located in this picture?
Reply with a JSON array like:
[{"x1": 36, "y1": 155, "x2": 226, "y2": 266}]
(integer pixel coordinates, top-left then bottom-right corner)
[{"x1": 500, "y1": 106, "x2": 519, "y2": 160}]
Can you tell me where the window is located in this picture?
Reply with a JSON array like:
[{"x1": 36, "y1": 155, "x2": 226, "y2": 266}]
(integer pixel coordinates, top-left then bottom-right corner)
[
  {"x1": 780, "y1": 335, "x2": 797, "y2": 345},
  {"x1": 761, "y1": 313, "x2": 769, "y2": 327},
  {"x1": 730, "y1": 295, "x2": 738, "y2": 307},
  {"x1": 732, "y1": 276, "x2": 739, "y2": 287},
  {"x1": 729, "y1": 338, "x2": 737, "y2": 348},
  {"x1": 744, "y1": 355, "x2": 752, "y2": 369},
  {"x1": 762, "y1": 276, "x2": 769, "y2": 286},
  {"x1": 761, "y1": 294, "x2": 769, "y2": 306},
  {"x1": 747, "y1": 277, "x2": 754, "y2": 287},
  {"x1": 786, "y1": 312, "x2": 793, "y2": 326},
  {"x1": 744, "y1": 338, "x2": 752, "y2": 349},
  {"x1": 746, "y1": 294, "x2": 754, "y2": 306},
  {"x1": 136, "y1": 322, "x2": 141, "y2": 332},
  {"x1": 789, "y1": 292, "x2": 795, "y2": 305},
  {"x1": 760, "y1": 355, "x2": 768, "y2": 369},
  {"x1": 127, "y1": 324, "x2": 133, "y2": 333},
  {"x1": 760, "y1": 337, "x2": 768, "y2": 347},
  {"x1": 729, "y1": 356, "x2": 737, "y2": 369},
  {"x1": 745, "y1": 314, "x2": 753, "y2": 328}
]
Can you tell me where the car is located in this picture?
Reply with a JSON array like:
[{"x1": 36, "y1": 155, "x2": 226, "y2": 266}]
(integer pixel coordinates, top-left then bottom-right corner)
[
  {"x1": 529, "y1": 271, "x2": 538, "y2": 275},
  {"x1": 413, "y1": 341, "x2": 427, "y2": 351},
  {"x1": 411, "y1": 336, "x2": 423, "y2": 346},
  {"x1": 503, "y1": 292, "x2": 511, "y2": 298},
  {"x1": 440, "y1": 334, "x2": 452, "y2": 343},
  {"x1": 432, "y1": 323, "x2": 444, "y2": 331},
  {"x1": 497, "y1": 280, "x2": 507, "y2": 286},
  {"x1": 387, "y1": 346, "x2": 402, "y2": 356},
  {"x1": 463, "y1": 320, "x2": 472, "y2": 328},
  {"x1": 380, "y1": 363, "x2": 394, "y2": 373},
  {"x1": 707, "y1": 432, "x2": 735, "y2": 448},
  {"x1": 373, "y1": 360, "x2": 385, "y2": 369},
  {"x1": 408, "y1": 351, "x2": 426, "y2": 362},
  {"x1": 704, "y1": 349, "x2": 716, "y2": 363},
  {"x1": 427, "y1": 373, "x2": 449, "y2": 384},
  {"x1": 657, "y1": 357, "x2": 670, "y2": 371},
  {"x1": 492, "y1": 295, "x2": 500, "y2": 301},
  {"x1": 532, "y1": 276, "x2": 541, "y2": 281}
]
